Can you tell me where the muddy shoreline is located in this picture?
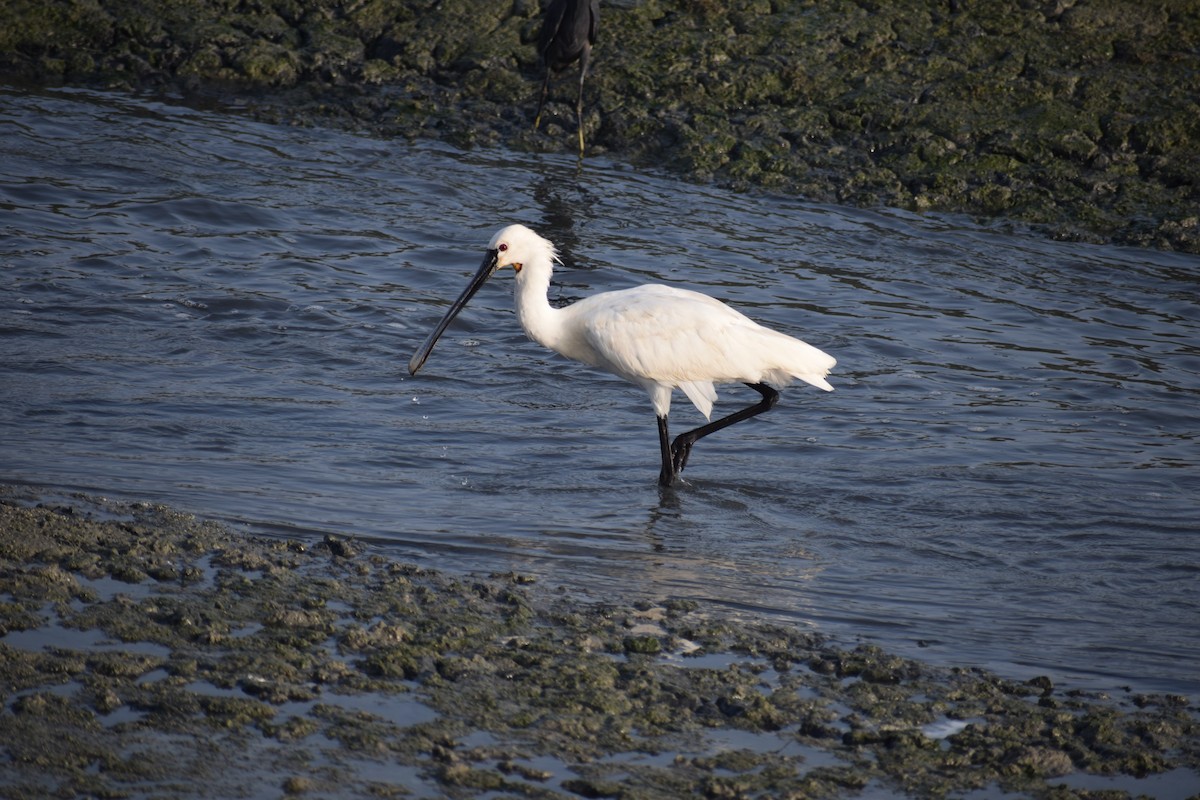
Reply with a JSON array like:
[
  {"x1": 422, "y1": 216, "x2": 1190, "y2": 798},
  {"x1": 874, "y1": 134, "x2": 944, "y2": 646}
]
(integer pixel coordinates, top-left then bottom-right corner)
[
  {"x1": 1, "y1": 0, "x2": 1198, "y2": 253},
  {"x1": 1, "y1": 488, "x2": 1196, "y2": 798}
]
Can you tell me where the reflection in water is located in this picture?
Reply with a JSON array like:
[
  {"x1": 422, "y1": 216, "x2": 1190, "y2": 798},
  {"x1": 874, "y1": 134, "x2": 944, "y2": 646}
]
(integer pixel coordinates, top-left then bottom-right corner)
[
  {"x1": 644, "y1": 487, "x2": 684, "y2": 551},
  {"x1": 1, "y1": 86, "x2": 1198, "y2": 698}
]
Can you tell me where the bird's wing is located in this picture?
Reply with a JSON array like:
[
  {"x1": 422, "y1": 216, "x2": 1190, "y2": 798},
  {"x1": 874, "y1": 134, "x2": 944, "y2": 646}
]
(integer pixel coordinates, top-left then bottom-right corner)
[
  {"x1": 570, "y1": 282, "x2": 836, "y2": 408},
  {"x1": 573, "y1": 286, "x2": 729, "y2": 376},
  {"x1": 588, "y1": 0, "x2": 600, "y2": 43},
  {"x1": 538, "y1": 0, "x2": 569, "y2": 57},
  {"x1": 571, "y1": 285, "x2": 761, "y2": 417}
]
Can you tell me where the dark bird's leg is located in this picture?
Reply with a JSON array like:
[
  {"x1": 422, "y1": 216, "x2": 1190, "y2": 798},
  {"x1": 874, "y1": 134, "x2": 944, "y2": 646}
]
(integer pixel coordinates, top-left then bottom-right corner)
[
  {"x1": 670, "y1": 383, "x2": 779, "y2": 478},
  {"x1": 534, "y1": 68, "x2": 552, "y2": 132},
  {"x1": 575, "y1": 42, "x2": 592, "y2": 155}
]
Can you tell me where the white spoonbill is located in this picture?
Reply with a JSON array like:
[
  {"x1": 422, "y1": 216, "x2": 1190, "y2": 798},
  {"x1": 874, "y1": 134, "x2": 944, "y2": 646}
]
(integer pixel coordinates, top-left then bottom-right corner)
[{"x1": 408, "y1": 224, "x2": 836, "y2": 486}]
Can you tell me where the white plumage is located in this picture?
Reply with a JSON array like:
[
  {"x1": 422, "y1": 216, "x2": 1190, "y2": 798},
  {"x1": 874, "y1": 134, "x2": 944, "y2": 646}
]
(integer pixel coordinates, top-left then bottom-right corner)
[{"x1": 409, "y1": 224, "x2": 836, "y2": 486}]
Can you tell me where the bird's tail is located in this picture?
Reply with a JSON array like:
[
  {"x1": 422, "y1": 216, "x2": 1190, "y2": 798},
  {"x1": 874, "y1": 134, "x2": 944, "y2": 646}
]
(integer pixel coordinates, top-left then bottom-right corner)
[
  {"x1": 796, "y1": 371, "x2": 835, "y2": 392},
  {"x1": 775, "y1": 334, "x2": 837, "y2": 392}
]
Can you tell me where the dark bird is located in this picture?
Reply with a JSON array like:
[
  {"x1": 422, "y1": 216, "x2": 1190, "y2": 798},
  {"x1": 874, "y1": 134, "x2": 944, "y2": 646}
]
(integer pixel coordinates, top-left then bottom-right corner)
[{"x1": 533, "y1": 0, "x2": 600, "y2": 156}]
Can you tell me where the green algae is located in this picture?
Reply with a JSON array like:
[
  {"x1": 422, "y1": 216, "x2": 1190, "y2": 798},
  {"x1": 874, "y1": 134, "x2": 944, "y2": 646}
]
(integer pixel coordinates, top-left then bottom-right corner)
[
  {"x1": 0, "y1": 0, "x2": 1196, "y2": 252},
  {"x1": 1, "y1": 491, "x2": 1198, "y2": 798}
]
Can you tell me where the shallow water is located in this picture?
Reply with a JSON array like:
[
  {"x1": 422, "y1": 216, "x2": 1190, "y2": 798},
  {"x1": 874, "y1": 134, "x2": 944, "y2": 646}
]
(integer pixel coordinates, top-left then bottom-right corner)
[{"x1": 2, "y1": 86, "x2": 1198, "y2": 699}]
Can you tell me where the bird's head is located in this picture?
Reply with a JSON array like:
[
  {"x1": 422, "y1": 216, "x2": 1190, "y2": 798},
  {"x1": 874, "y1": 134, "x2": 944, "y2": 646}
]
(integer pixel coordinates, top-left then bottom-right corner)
[
  {"x1": 408, "y1": 224, "x2": 557, "y2": 375},
  {"x1": 489, "y1": 224, "x2": 559, "y2": 276}
]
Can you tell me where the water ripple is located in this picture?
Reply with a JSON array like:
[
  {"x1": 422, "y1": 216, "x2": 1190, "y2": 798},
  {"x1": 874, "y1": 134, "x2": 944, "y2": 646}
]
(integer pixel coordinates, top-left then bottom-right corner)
[{"x1": 2, "y1": 85, "x2": 1198, "y2": 697}]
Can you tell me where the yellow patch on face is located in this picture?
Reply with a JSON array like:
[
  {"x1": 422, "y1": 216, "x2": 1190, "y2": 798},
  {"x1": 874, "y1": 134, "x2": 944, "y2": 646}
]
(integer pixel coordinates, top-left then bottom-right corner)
[{"x1": 513, "y1": 263, "x2": 523, "y2": 273}]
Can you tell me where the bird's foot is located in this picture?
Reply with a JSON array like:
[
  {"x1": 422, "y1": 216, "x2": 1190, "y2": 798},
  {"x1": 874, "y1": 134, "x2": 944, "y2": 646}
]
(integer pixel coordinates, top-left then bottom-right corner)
[
  {"x1": 657, "y1": 440, "x2": 694, "y2": 487},
  {"x1": 670, "y1": 438, "x2": 694, "y2": 476}
]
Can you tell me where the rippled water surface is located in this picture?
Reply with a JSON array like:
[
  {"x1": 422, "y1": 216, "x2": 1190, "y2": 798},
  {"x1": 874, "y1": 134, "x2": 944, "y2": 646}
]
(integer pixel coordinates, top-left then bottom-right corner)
[{"x1": 2, "y1": 87, "x2": 1197, "y2": 697}]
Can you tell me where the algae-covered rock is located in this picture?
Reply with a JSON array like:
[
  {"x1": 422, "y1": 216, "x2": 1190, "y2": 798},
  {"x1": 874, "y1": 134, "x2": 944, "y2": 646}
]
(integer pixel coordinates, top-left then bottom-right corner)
[
  {"x1": 2, "y1": 492, "x2": 1199, "y2": 797},
  {"x1": 1, "y1": 0, "x2": 1197, "y2": 251}
]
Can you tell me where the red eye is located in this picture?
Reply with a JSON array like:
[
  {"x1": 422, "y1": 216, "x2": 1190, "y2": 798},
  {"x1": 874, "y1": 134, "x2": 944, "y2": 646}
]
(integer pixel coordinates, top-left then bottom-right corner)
[{"x1": 498, "y1": 243, "x2": 508, "y2": 252}]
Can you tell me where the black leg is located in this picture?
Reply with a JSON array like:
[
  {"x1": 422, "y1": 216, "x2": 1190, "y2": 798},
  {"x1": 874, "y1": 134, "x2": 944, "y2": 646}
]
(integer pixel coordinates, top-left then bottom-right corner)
[
  {"x1": 657, "y1": 415, "x2": 675, "y2": 486},
  {"x1": 534, "y1": 69, "x2": 552, "y2": 132},
  {"x1": 575, "y1": 44, "x2": 591, "y2": 155},
  {"x1": 671, "y1": 383, "x2": 779, "y2": 476}
]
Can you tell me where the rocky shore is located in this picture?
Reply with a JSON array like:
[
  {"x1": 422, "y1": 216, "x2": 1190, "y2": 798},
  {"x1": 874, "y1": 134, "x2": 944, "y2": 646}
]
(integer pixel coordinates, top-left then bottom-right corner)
[
  {"x1": 1, "y1": 491, "x2": 1197, "y2": 798},
  {"x1": 1, "y1": 0, "x2": 1198, "y2": 252}
]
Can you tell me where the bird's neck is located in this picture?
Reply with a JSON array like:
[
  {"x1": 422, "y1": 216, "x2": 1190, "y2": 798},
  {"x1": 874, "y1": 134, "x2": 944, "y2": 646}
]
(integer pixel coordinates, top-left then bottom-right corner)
[{"x1": 514, "y1": 260, "x2": 562, "y2": 352}]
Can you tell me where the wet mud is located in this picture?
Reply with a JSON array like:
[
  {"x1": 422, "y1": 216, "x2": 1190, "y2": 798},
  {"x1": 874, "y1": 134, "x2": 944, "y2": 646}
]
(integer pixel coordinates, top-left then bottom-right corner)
[
  {"x1": 1, "y1": 0, "x2": 1197, "y2": 252},
  {"x1": 2, "y1": 492, "x2": 1197, "y2": 798}
]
